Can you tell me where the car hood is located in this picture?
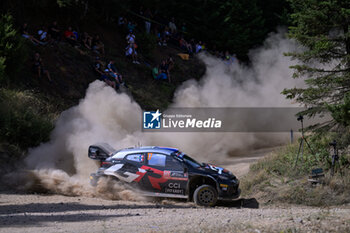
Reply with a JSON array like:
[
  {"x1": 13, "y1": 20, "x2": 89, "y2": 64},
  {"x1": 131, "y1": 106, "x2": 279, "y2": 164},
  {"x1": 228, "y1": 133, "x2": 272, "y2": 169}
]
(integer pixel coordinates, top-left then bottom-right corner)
[{"x1": 196, "y1": 163, "x2": 234, "y2": 177}]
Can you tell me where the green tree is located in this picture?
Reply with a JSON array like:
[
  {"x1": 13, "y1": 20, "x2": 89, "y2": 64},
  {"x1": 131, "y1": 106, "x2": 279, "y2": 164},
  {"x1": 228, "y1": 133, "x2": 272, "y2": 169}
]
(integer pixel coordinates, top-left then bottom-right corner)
[
  {"x1": 283, "y1": 0, "x2": 350, "y2": 132},
  {"x1": 0, "y1": 13, "x2": 24, "y2": 85},
  {"x1": 149, "y1": 0, "x2": 267, "y2": 59}
]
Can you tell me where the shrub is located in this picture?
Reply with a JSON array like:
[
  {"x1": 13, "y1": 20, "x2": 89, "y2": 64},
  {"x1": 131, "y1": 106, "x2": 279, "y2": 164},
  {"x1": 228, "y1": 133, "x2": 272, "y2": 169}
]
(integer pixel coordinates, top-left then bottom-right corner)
[{"x1": 0, "y1": 89, "x2": 55, "y2": 150}]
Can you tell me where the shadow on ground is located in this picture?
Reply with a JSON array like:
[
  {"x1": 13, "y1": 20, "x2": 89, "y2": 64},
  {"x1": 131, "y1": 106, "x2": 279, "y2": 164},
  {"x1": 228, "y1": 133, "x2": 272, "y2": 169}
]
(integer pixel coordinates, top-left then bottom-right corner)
[
  {"x1": 0, "y1": 213, "x2": 136, "y2": 227},
  {"x1": 0, "y1": 202, "x2": 194, "y2": 215},
  {"x1": 217, "y1": 198, "x2": 259, "y2": 209},
  {"x1": 0, "y1": 202, "x2": 194, "y2": 227},
  {"x1": 0, "y1": 198, "x2": 258, "y2": 227}
]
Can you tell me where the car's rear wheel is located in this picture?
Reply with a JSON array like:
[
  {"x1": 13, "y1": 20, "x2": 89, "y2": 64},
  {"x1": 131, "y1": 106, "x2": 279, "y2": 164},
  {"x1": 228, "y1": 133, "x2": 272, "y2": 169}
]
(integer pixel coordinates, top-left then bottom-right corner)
[{"x1": 193, "y1": 185, "x2": 217, "y2": 207}]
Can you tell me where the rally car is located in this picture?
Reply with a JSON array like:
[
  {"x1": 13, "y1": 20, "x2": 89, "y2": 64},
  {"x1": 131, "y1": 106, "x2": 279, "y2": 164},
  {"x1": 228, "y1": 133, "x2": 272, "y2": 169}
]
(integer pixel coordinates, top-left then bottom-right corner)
[{"x1": 88, "y1": 143, "x2": 240, "y2": 206}]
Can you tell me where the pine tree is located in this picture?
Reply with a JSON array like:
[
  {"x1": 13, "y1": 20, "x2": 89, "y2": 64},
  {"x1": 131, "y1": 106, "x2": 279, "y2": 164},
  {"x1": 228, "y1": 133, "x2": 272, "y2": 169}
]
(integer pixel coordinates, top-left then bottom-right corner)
[{"x1": 283, "y1": 0, "x2": 350, "y2": 130}]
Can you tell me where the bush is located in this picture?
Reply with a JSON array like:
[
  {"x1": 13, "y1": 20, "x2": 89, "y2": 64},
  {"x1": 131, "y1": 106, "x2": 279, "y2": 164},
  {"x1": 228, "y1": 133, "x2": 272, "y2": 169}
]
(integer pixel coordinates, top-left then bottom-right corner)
[{"x1": 0, "y1": 89, "x2": 55, "y2": 150}]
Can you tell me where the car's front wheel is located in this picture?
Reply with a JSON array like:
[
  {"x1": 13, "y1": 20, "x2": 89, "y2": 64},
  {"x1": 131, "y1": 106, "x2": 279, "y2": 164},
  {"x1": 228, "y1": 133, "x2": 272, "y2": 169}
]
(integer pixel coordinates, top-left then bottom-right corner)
[
  {"x1": 193, "y1": 185, "x2": 218, "y2": 207},
  {"x1": 89, "y1": 173, "x2": 100, "y2": 187}
]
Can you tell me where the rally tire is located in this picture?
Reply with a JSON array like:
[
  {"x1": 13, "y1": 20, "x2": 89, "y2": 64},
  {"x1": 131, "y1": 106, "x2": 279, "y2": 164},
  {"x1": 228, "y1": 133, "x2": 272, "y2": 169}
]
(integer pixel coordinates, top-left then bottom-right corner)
[{"x1": 193, "y1": 184, "x2": 218, "y2": 207}]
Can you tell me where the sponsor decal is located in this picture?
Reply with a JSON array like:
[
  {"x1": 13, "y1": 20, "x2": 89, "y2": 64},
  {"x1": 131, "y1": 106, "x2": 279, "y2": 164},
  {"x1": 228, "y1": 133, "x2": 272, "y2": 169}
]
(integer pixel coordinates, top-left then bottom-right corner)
[
  {"x1": 168, "y1": 183, "x2": 181, "y2": 189},
  {"x1": 135, "y1": 166, "x2": 168, "y2": 190},
  {"x1": 104, "y1": 164, "x2": 142, "y2": 183},
  {"x1": 165, "y1": 188, "x2": 184, "y2": 194},
  {"x1": 207, "y1": 164, "x2": 224, "y2": 174},
  {"x1": 163, "y1": 170, "x2": 188, "y2": 181}
]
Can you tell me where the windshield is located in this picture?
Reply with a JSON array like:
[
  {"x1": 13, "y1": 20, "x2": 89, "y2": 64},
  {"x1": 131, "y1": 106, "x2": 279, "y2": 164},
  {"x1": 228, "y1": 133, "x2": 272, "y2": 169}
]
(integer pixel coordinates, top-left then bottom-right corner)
[{"x1": 182, "y1": 154, "x2": 202, "y2": 168}]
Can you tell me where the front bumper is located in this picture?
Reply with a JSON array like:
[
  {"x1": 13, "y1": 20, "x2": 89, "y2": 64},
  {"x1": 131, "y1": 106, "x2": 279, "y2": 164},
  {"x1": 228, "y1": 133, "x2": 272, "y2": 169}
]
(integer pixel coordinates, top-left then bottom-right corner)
[
  {"x1": 217, "y1": 180, "x2": 240, "y2": 200},
  {"x1": 218, "y1": 188, "x2": 241, "y2": 200}
]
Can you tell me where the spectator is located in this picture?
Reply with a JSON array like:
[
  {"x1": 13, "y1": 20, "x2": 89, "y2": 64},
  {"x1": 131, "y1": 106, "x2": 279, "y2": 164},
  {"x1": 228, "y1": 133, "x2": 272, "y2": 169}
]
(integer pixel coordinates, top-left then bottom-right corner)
[
  {"x1": 157, "y1": 59, "x2": 170, "y2": 82},
  {"x1": 33, "y1": 52, "x2": 52, "y2": 82},
  {"x1": 64, "y1": 26, "x2": 78, "y2": 46},
  {"x1": 179, "y1": 36, "x2": 193, "y2": 54},
  {"x1": 158, "y1": 27, "x2": 170, "y2": 46},
  {"x1": 92, "y1": 35, "x2": 105, "y2": 56},
  {"x1": 169, "y1": 17, "x2": 177, "y2": 34},
  {"x1": 167, "y1": 56, "x2": 174, "y2": 72},
  {"x1": 107, "y1": 60, "x2": 124, "y2": 84},
  {"x1": 82, "y1": 32, "x2": 92, "y2": 50},
  {"x1": 94, "y1": 57, "x2": 104, "y2": 75},
  {"x1": 125, "y1": 43, "x2": 140, "y2": 64},
  {"x1": 107, "y1": 60, "x2": 119, "y2": 73},
  {"x1": 118, "y1": 15, "x2": 127, "y2": 28},
  {"x1": 155, "y1": 28, "x2": 162, "y2": 45},
  {"x1": 195, "y1": 41, "x2": 203, "y2": 53},
  {"x1": 37, "y1": 26, "x2": 49, "y2": 45},
  {"x1": 48, "y1": 21, "x2": 60, "y2": 42},
  {"x1": 153, "y1": 67, "x2": 168, "y2": 82},
  {"x1": 223, "y1": 51, "x2": 237, "y2": 65},
  {"x1": 202, "y1": 42, "x2": 207, "y2": 51},
  {"x1": 127, "y1": 21, "x2": 137, "y2": 32},
  {"x1": 144, "y1": 8, "x2": 153, "y2": 34},
  {"x1": 21, "y1": 23, "x2": 42, "y2": 45},
  {"x1": 126, "y1": 30, "x2": 136, "y2": 44},
  {"x1": 162, "y1": 26, "x2": 170, "y2": 46},
  {"x1": 101, "y1": 69, "x2": 117, "y2": 90}
]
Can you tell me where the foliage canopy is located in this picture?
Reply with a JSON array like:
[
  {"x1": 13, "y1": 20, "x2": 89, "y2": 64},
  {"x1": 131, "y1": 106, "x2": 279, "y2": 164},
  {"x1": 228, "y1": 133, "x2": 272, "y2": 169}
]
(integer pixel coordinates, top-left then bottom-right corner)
[{"x1": 283, "y1": 0, "x2": 350, "y2": 134}]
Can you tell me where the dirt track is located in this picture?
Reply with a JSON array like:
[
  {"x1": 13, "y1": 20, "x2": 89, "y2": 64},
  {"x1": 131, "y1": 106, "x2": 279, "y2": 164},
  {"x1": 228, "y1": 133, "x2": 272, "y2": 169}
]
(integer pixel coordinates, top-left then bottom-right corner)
[
  {"x1": 1, "y1": 193, "x2": 349, "y2": 233},
  {"x1": 1, "y1": 149, "x2": 350, "y2": 233}
]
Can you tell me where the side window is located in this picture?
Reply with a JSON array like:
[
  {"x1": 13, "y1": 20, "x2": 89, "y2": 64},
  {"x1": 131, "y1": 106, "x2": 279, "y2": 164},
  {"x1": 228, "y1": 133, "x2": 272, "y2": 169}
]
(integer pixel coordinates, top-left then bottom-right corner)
[
  {"x1": 126, "y1": 153, "x2": 145, "y2": 163},
  {"x1": 147, "y1": 153, "x2": 166, "y2": 167},
  {"x1": 166, "y1": 157, "x2": 183, "y2": 170}
]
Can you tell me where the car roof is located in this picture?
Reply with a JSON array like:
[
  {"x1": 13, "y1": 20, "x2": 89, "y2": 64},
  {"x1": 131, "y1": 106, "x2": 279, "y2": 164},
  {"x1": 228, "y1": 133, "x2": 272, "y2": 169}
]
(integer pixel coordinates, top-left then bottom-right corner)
[{"x1": 111, "y1": 146, "x2": 179, "y2": 159}]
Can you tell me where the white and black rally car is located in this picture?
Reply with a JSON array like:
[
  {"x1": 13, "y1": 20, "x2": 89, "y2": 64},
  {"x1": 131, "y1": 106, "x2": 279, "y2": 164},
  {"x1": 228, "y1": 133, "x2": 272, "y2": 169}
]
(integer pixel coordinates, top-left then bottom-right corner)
[{"x1": 88, "y1": 143, "x2": 240, "y2": 206}]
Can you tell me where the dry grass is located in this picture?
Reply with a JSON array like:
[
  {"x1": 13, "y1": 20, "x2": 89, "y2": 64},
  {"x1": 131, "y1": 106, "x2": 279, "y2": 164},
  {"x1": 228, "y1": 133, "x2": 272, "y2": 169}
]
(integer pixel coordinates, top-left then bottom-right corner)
[{"x1": 240, "y1": 144, "x2": 350, "y2": 206}]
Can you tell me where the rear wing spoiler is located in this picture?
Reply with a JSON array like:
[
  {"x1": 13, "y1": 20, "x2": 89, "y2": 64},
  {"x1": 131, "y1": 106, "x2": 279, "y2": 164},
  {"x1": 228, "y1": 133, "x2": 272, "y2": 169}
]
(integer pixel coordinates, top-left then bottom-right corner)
[{"x1": 88, "y1": 143, "x2": 116, "y2": 161}]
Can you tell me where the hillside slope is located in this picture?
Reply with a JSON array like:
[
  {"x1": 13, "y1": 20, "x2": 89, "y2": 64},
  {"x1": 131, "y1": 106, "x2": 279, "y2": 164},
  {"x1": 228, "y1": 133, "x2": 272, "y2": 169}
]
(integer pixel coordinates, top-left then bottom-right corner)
[{"x1": 21, "y1": 23, "x2": 206, "y2": 111}]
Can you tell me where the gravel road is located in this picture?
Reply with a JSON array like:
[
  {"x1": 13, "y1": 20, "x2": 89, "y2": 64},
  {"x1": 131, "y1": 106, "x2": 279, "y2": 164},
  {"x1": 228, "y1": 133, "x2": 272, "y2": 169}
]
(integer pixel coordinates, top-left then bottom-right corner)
[
  {"x1": 1, "y1": 193, "x2": 349, "y2": 233},
  {"x1": 1, "y1": 148, "x2": 349, "y2": 233}
]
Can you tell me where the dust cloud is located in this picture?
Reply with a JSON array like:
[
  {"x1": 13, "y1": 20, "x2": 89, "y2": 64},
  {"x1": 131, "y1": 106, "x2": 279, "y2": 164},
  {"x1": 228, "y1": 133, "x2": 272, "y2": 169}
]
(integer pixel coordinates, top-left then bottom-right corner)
[{"x1": 16, "y1": 30, "x2": 302, "y2": 198}]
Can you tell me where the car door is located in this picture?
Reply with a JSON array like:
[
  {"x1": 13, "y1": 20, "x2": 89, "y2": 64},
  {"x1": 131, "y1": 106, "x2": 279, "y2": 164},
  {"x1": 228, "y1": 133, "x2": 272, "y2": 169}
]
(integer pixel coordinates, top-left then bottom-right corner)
[
  {"x1": 138, "y1": 152, "x2": 168, "y2": 192},
  {"x1": 163, "y1": 156, "x2": 188, "y2": 195}
]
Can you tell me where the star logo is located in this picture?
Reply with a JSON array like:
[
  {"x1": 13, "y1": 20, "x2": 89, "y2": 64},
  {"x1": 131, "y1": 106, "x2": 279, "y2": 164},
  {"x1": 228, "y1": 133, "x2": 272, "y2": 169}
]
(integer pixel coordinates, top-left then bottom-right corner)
[
  {"x1": 150, "y1": 109, "x2": 162, "y2": 122},
  {"x1": 143, "y1": 110, "x2": 162, "y2": 129}
]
